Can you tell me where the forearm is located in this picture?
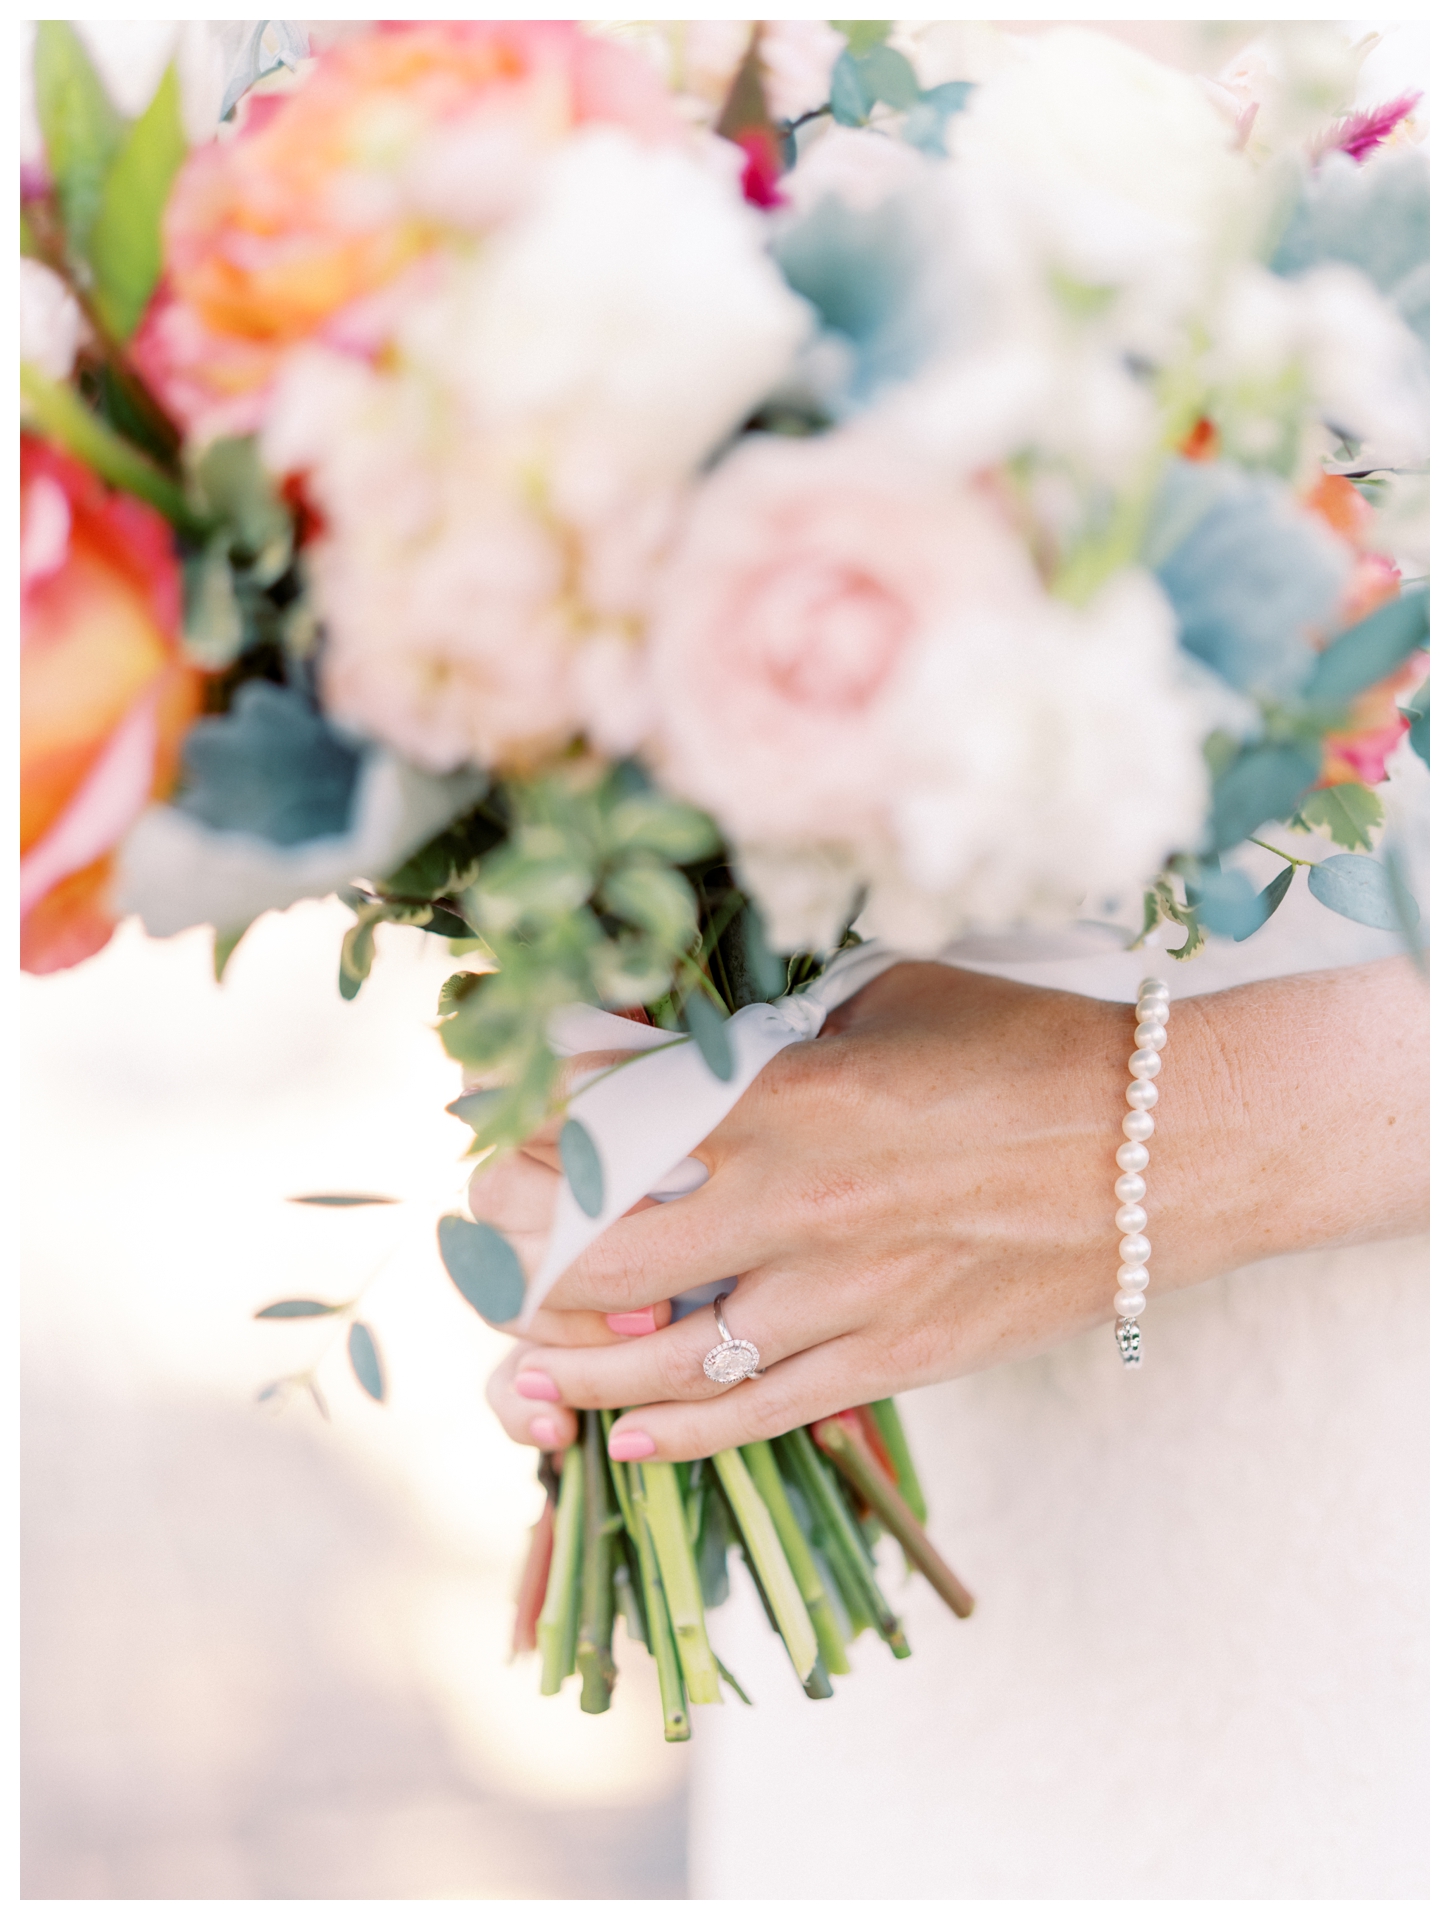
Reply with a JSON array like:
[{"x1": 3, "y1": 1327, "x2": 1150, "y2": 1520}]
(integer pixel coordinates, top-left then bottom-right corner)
[{"x1": 1152, "y1": 957, "x2": 1428, "y2": 1291}]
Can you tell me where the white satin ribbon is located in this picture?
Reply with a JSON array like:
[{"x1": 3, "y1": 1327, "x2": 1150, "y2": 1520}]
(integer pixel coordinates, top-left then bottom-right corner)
[{"x1": 520, "y1": 924, "x2": 1129, "y2": 1325}]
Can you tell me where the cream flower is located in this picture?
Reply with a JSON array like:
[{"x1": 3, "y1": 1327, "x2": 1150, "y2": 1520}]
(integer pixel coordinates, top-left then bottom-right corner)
[{"x1": 648, "y1": 432, "x2": 1212, "y2": 950}]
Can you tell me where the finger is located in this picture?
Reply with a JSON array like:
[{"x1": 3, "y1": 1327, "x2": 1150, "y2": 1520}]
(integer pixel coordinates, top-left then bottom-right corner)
[
  {"x1": 485, "y1": 1345, "x2": 580, "y2": 1452},
  {"x1": 542, "y1": 1167, "x2": 776, "y2": 1314},
  {"x1": 520, "y1": 1299, "x2": 673, "y2": 1348},
  {"x1": 602, "y1": 1332, "x2": 891, "y2": 1464},
  {"x1": 513, "y1": 1272, "x2": 861, "y2": 1413}
]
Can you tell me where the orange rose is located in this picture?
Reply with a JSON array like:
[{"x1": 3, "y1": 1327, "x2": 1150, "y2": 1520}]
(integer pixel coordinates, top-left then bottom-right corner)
[
  {"x1": 20, "y1": 438, "x2": 203, "y2": 974},
  {"x1": 1301, "y1": 472, "x2": 1418, "y2": 789},
  {"x1": 134, "y1": 22, "x2": 682, "y2": 435}
]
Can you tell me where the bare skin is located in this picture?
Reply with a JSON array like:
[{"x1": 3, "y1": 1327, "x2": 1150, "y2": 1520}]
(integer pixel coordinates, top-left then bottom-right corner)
[{"x1": 473, "y1": 957, "x2": 1428, "y2": 1463}]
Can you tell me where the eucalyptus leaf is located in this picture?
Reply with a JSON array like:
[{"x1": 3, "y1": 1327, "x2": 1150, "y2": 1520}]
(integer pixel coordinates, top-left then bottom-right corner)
[
  {"x1": 559, "y1": 1118, "x2": 605, "y2": 1219},
  {"x1": 288, "y1": 1193, "x2": 401, "y2": 1207},
  {"x1": 445, "y1": 1087, "x2": 507, "y2": 1133},
  {"x1": 347, "y1": 1321, "x2": 386, "y2": 1403},
  {"x1": 438, "y1": 1213, "x2": 527, "y2": 1324},
  {"x1": 744, "y1": 905, "x2": 787, "y2": 1001},
  {"x1": 831, "y1": 20, "x2": 893, "y2": 56},
  {"x1": 1401, "y1": 676, "x2": 1429, "y2": 766},
  {"x1": 34, "y1": 22, "x2": 125, "y2": 258},
  {"x1": 853, "y1": 43, "x2": 918, "y2": 109},
  {"x1": 1189, "y1": 866, "x2": 1267, "y2": 940},
  {"x1": 176, "y1": 682, "x2": 365, "y2": 846},
  {"x1": 1235, "y1": 865, "x2": 1295, "y2": 941},
  {"x1": 1307, "y1": 853, "x2": 1415, "y2": 931},
  {"x1": 255, "y1": 1299, "x2": 347, "y2": 1319},
  {"x1": 686, "y1": 992, "x2": 734, "y2": 1082},
  {"x1": 1294, "y1": 781, "x2": 1383, "y2": 852},
  {"x1": 829, "y1": 51, "x2": 871, "y2": 125},
  {"x1": 88, "y1": 63, "x2": 187, "y2": 339},
  {"x1": 1303, "y1": 586, "x2": 1429, "y2": 706},
  {"x1": 1210, "y1": 744, "x2": 1319, "y2": 852}
]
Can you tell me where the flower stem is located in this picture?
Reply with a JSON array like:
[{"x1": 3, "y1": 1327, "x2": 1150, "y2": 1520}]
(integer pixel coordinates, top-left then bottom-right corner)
[
  {"x1": 775, "y1": 1427, "x2": 910, "y2": 1657},
  {"x1": 511, "y1": 1490, "x2": 554, "y2": 1659},
  {"x1": 812, "y1": 1414, "x2": 974, "y2": 1620},
  {"x1": 637, "y1": 1461, "x2": 721, "y2": 1704},
  {"x1": 866, "y1": 1399, "x2": 928, "y2": 1523},
  {"x1": 626, "y1": 1461, "x2": 691, "y2": 1741},
  {"x1": 714, "y1": 1447, "x2": 819, "y2": 1683},
  {"x1": 1248, "y1": 836, "x2": 1317, "y2": 868},
  {"x1": 20, "y1": 363, "x2": 202, "y2": 530},
  {"x1": 741, "y1": 1441, "x2": 851, "y2": 1676},
  {"x1": 575, "y1": 1411, "x2": 618, "y2": 1714},
  {"x1": 537, "y1": 1444, "x2": 584, "y2": 1694}
]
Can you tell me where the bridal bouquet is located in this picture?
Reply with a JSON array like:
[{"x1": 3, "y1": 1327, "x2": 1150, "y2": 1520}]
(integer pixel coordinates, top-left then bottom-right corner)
[{"x1": 22, "y1": 20, "x2": 1429, "y2": 1735}]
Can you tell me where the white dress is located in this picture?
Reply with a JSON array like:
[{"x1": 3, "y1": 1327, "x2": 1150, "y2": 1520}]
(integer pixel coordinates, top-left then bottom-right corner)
[{"x1": 688, "y1": 860, "x2": 1430, "y2": 1899}]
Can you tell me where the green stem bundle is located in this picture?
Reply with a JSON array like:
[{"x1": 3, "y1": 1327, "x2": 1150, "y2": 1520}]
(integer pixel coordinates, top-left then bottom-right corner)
[{"x1": 526, "y1": 1402, "x2": 966, "y2": 1738}]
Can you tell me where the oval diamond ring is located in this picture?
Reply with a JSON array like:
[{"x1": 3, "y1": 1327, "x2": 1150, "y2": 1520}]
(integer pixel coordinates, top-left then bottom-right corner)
[{"x1": 701, "y1": 1291, "x2": 762, "y2": 1386}]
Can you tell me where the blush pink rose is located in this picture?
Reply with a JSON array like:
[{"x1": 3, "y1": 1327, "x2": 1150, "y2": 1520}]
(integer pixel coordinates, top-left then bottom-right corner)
[{"x1": 647, "y1": 432, "x2": 1043, "y2": 848}]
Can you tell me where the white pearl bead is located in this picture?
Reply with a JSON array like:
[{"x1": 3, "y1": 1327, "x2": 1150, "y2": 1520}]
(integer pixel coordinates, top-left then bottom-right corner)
[
  {"x1": 1118, "y1": 1232, "x2": 1151, "y2": 1264},
  {"x1": 1115, "y1": 1203, "x2": 1148, "y2": 1234},
  {"x1": 1122, "y1": 1111, "x2": 1155, "y2": 1142},
  {"x1": 1128, "y1": 1048, "x2": 1161, "y2": 1079},
  {"x1": 1114, "y1": 1172, "x2": 1146, "y2": 1204},
  {"x1": 1114, "y1": 1289, "x2": 1147, "y2": 1318},
  {"x1": 1117, "y1": 1263, "x2": 1149, "y2": 1289},
  {"x1": 1116, "y1": 1141, "x2": 1150, "y2": 1172},
  {"x1": 1134, "y1": 1021, "x2": 1167, "y2": 1050},
  {"x1": 1138, "y1": 978, "x2": 1169, "y2": 998},
  {"x1": 1126, "y1": 1079, "x2": 1159, "y2": 1110},
  {"x1": 1136, "y1": 998, "x2": 1170, "y2": 1025}
]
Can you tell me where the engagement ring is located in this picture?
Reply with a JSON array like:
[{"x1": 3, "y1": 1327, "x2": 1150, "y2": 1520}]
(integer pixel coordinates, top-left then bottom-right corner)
[{"x1": 701, "y1": 1292, "x2": 762, "y2": 1386}]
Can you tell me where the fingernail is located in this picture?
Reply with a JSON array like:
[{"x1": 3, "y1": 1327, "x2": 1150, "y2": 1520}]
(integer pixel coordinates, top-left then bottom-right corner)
[
  {"x1": 516, "y1": 1370, "x2": 560, "y2": 1402},
  {"x1": 607, "y1": 1429, "x2": 656, "y2": 1462},
  {"x1": 605, "y1": 1309, "x2": 658, "y2": 1337},
  {"x1": 529, "y1": 1416, "x2": 563, "y2": 1449}
]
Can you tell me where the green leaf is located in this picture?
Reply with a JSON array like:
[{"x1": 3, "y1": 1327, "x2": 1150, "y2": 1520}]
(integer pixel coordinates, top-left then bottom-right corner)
[
  {"x1": 1210, "y1": 744, "x2": 1319, "y2": 851},
  {"x1": 853, "y1": 44, "x2": 919, "y2": 110},
  {"x1": 347, "y1": 1321, "x2": 386, "y2": 1402},
  {"x1": 183, "y1": 535, "x2": 247, "y2": 669},
  {"x1": 254, "y1": 1298, "x2": 348, "y2": 1319},
  {"x1": 1234, "y1": 865, "x2": 1295, "y2": 941},
  {"x1": 339, "y1": 913, "x2": 379, "y2": 1001},
  {"x1": 34, "y1": 21, "x2": 125, "y2": 258},
  {"x1": 213, "y1": 924, "x2": 249, "y2": 981},
  {"x1": 600, "y1": 863, "x2": 699, "y2": 953},
  {"x1": 438, "y1": 1213, "x2": 527, "y2": 1325},
  {"x1": 829, "y1": 51, "x2": 872, "y2": 126},
  {"x1": 1303, "y1": 586, "x2": 1429, "y2": 706},
  {"x1": 1400, "y1": 676, "x2": 1429, "y2": 766},
  {"x1": 1294, "y1": 782, "x2": 1384, "y2": 852},
  {"x1": 445, "y1": 1086, "x2": 508, "y2": 1134},
  {"x1": 188, "y1": 436, "x2": 293, "y2": 569},
  {"x1": 685, "y1": 992, "x2": 734, "y2": 1082},
  {"x1": 744, "y1": 904, "x2": 786, "y2": 1000},
  {"x1": 605, "y1": 796, "x2": 717, "y2": 864},
  {"x1": 88, "y1": 63, "x2": 187, "y2": 340},
  {"x1": 831, "y1": 20, "x2": 893, "y2": 56},
  {"x1": 438, "y1": 969, "x2": 490, "y2": 1014},
  {"x1": 1307, "y1": 854, "x2": 1415, "y2": 932},
  {"x1": 288, "y1": 1193, "x2": 400, "y2": 1206},
  {"x1": 559, "y1": 1118, "x2": 605, "y2": 1219}
]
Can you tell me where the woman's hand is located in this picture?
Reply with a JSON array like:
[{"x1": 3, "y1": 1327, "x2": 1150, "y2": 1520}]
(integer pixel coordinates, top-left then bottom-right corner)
[{"x1": 479, "y1": 957, "x2": 1426, "y2": 1462}]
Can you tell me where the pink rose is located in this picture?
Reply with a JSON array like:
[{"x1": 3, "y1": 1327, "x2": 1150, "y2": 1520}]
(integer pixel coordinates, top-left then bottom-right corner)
[{"x1": 648, "y1": 432, "x2": 1041, "y2": 850}]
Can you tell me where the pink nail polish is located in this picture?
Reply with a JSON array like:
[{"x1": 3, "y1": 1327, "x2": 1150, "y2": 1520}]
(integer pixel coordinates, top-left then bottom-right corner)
[
  {"x1": 607, "y1": 1429, "x2": 656, "y2": 1462},
  {"x1": 605, "y1": 1309, "x2": 658, "y2": 1337},
  {"x1": 529, "y1": 1416, "x2": 562, "y2": 1449},
  {"x1": 516, "y1": 1370, "x2": 560, "y2": 1402}
]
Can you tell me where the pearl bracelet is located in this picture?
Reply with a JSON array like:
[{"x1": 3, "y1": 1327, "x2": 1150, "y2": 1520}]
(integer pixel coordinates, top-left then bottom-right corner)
[{"x1": 1112, "y1": 975, "x2": 1170, "y2": 1368}]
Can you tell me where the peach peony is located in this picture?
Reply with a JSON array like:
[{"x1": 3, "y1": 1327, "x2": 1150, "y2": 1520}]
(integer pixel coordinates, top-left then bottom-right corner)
[
  {"x1": 20, "y1": 438, "x2": 202, "y2": 973},
  {"x1": 137, "y1": 21, "x2": 683, "y2": 436}
]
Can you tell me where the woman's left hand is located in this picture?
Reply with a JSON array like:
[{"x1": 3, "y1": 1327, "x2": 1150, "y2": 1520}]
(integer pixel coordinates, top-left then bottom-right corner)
[{"x1": 478, "y1": 956, "x2": 1426, "y2": 1463}]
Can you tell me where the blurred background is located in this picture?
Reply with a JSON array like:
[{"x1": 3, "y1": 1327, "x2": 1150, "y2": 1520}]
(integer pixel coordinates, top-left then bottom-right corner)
[{"x1": 19, "y1": 906, "x2": 687, "y2": 1898}]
